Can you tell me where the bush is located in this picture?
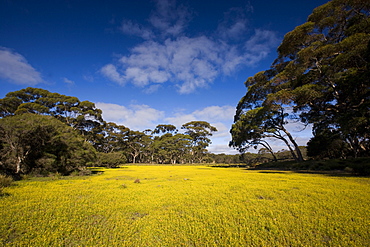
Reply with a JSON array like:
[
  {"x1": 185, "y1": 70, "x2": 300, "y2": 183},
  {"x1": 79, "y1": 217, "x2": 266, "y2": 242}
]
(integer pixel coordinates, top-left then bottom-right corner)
[
  {"x1": 350, "y1": 158, "x2": 370, "y2": 176},
  {"x1": 96, "y1": 152, "x2": 127, "y2": 168},
  {"x1": 0, "y1": 174, "x2": 13, "y2": 188},
  {"x1": 0, "y1": 114, "x2": 97, "y2": 176}
]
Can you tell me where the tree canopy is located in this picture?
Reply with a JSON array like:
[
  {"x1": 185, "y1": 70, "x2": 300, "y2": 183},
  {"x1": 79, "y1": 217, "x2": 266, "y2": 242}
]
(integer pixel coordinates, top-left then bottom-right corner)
[
  {"x1": 0, "y1": 113, "x2": 96, "y2": 176},
  {"x1": 0, "y1": 87, "x2": 104, "y2": 144},
  {"x1": 231, "y1": 0, "x2": 370, "y2": 159},
  {"x1": 182, "y1": 121, "x2": 218, "y2": 163}
]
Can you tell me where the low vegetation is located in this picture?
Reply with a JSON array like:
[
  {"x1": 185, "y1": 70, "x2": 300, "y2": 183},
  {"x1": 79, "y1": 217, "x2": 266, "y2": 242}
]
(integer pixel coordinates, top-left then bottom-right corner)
[
  {"x1": 1, "y1": 165, "x2": 369, "y2": 246},
  {"x1": 255, "y1": 157, "x2": 370, "y2": 176}
]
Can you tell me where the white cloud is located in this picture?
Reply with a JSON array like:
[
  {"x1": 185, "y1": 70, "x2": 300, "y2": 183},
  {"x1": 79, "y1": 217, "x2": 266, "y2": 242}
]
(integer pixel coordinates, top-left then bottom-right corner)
[
  {"x1": 101, "y1": 1, "x2": 278, "y2": 94},
  {"x1": 143, "y1": 84, "x2": 162, "y2": 94},
  {"x1": 83, "y1": 75, "x2": 94, "y2": 82},
  {"x1": 0, "y1": 47, "x2": 43, "y2": 85},
  {"x1": 193, "y1": 106, "x2": 235, "y2": 122},
  {"x1": 100, "y1": 64, "x2": 125, "y2": 85},
  {"x1": 96, "y1": 102, "x2": 165, "y2": 131},
  {"x1": 208, "y1": 144, "x2": 239, "y2": 155},
  {"x1": 63, "y1": 77, "x2": 74, "y2": 85}
]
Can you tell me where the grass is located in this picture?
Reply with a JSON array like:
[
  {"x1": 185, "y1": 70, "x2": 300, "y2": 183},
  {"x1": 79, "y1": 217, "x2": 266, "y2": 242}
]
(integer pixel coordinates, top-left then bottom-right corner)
[{"x1": 1, "y1": 165, "x2": 369, "y2": 246}]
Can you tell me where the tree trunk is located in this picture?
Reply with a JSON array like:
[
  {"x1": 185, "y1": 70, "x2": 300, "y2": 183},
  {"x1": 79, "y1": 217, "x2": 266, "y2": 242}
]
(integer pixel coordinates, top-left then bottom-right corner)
[
  {"x1": 271, "y1": 133, "x2": 299, "y2": 162},
  {"x1": 260, "y1": 141, "x2": 277, "y2": 162},
  {"x1": 282, "y1": 128, "x2": 304, "y2": 162},
  {"x1": 267, "y1": 133, "x2": 300, "y2": 162},
  {"x1": 132, "y1": 153, "x2": 137, "y2": 164},
  {"x1": 16, "y1": 156, "x2": 22, "y2": 174}
]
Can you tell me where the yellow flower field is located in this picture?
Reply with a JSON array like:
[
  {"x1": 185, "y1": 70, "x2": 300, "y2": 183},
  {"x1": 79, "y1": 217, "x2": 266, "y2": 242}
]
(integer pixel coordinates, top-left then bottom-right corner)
[{"x1": 1, "y1": 165, "x2": 369, "y2": 246}]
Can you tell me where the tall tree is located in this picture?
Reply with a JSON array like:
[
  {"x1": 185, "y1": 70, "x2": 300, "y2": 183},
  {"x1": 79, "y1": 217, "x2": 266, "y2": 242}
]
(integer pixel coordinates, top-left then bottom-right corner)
[
  {"x1": 273, "y1": 0, "x2": 370, "y2": 157},
  {"x1": 0, "y1": 87, "x2": 105, "y2": 145},
  {"x1": 151, "y1": 125, "x2": 175, "y2": 163},
  {"x1": 0, "y1": 113, "x2": 96, "y2": 175},
  {"x1": 124, "y1": 130, "x2": 151, "y2": 163},
  {"x1": 231, "y1": 0, "x2": 370, "y2": 159},
  {"x1": 181, "y1": 121, "x2": 217, "y2": 163},
  {"x1": 230, "y1": 70, "x2": 304, "y2": 161},
  {"x1": 96, "y1": 122, "x2": 130, "y2": 153},
  {"x1": 152, "y1": 124, "x2": 178, "y2": 135}
]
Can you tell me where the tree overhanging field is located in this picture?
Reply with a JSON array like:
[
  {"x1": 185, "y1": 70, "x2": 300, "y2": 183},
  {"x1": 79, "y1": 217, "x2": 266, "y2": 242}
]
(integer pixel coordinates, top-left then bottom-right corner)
[
  {"x1": 0, "y1": 0, "x2": 369, "y2": 177},
  {"x1": 230, "y1": 0, "x2": 369, "y2": 161}
]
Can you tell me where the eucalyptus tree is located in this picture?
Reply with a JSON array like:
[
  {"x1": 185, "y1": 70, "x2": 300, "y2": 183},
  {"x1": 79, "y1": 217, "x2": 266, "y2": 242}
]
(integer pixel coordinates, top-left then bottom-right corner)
[
  {"x1": 152, "y1": 124, "x2": 178, "y2": 135},
  {"x1": 230, "y1": 71, "x2": 304, "y2": 161},
  {"x1": 272, "y1": 0, "x2": 370, "y2": 157},
  {"x1": 181, "y1": 121, "x2": 217, "y2": 163},
  {"x1": 0, "y1": 113, "x2": 96, "y2": 175},
  {"x1": 124, "y1": 130, "x2": 152, "y2": 163},
  {"x1": 96, "y1": 122, "x2": 130, "y2": 153},
  {"x1": 151, "y1": 125, "x2": 177, "y2": 163},
  {"x1": 0, "y1": 87, "x2": 105, "y2": 145},
  {"x1": 231, "y1": 0, "x2": 370, "y2": 159}
]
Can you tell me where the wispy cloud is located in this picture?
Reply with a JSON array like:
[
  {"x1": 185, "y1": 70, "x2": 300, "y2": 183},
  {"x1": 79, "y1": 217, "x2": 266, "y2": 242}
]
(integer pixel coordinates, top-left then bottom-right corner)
[
  {"x1": 148, "y1": 0, "x2": 192, "y2": 37},
  {"x1": 0, "y1": 47, "x2": 43, "y2": 85},
  {"x1": 63, "y1": 77, "x2": 74, "y2": 85},
  {"x1": 101, "y1": 0, "x2": 279, "y2": 94},
  {"x1": 216, "y1": 6, "x2": 252, "y2": 42},
  {"x1": 120, "y1": 20, "x2": 154, "y2": 40}
]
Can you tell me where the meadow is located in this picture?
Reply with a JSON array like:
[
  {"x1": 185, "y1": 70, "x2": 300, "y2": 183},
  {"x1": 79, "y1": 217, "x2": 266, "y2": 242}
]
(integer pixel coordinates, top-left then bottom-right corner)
[{"x1": 1, "y1": 165, "x2": 369, "y2": 246}]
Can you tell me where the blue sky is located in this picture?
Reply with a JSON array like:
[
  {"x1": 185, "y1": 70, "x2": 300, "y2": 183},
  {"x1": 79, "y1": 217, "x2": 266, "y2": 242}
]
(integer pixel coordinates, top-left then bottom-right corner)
[{"x1": 0, "y1": 0, "x2": 329, "y2": 154}]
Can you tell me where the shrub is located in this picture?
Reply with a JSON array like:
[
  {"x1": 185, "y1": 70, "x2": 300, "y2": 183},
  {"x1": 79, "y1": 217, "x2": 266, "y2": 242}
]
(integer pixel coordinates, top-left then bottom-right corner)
[
  {"x1": 0, "y1": 174, "x2": 13, "y2": 188},
  {"x1": 350, "y1": 158, "x2": 370, "y2": 176},
  {"x1": 96, "y1": 152, "x2": 127, "y2": 168}
]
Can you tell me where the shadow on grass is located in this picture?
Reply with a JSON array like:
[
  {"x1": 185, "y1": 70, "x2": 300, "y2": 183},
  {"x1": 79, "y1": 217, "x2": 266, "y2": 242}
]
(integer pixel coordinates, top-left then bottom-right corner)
[
  {"x1": 90, "y1": 170, "x2": 105, "y2": 175},
  {"x1": 0, "y1": 192, "x2": 11, "y2": 197},
  {"x1": 252, "y1": 168, "x2": 364, "y2": 178},
  {"x1": 210, "y1": 164, "x2": 250, "y2": 168},
  {"x1": 211, "y1": 158, "x2": 370, "y2": 177}
]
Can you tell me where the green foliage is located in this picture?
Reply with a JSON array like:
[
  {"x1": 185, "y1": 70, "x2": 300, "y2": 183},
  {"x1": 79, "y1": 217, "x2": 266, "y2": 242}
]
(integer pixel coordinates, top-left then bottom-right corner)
[
  {"x1": 181, "y1": 121, "x2": 218, "y2": 163},
  {"x1": 0, "y1": 88, "x2": 222, "y2": 165},
  {"x1": 124, "y1": 130, "x2": 152, "y2": 164},
  {"x1": 96, "y1": 152, "x2": 127, "y2": 168},
  {"x1": 0, "y1": 113, "x2": 97, "y2": 176},
  {"x1": 0, "y1": 87, "x2": 105, "y2": 146},
  {"x1": 95, "y1": 122, "x2": 130, "y2": 153},
  {"x1": 232, "y1": 0, "x2": 370, "y2": 160},
  {"x1": 0, "y1": 174, "x2": 13, "y2": 188},
  {"x1": 277, "y1": 0, "x2": 370, "y2": 157},
  {"x1": 306, "y1": 129, "x2": 347, "y2": 159}
]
